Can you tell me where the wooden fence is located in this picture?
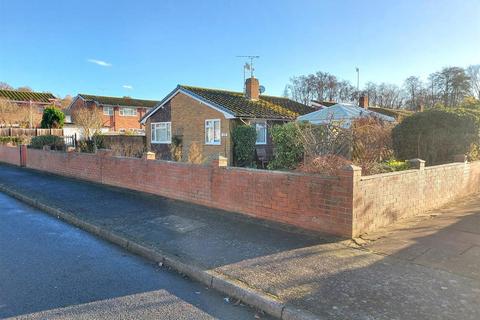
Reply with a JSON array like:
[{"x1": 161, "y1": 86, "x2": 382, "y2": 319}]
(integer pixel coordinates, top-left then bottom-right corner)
[{"x1": 0, "y1": 128, "x2": 63, "y2": 137}]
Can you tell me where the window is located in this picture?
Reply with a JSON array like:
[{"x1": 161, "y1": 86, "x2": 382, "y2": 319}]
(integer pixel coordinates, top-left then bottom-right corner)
[
  {"x1": 254, "y1": 121, "x2": 267, "y2": 145},
  {"x1": 151, "y1": 122, "x2": 171, "y2": 144},
  {"x1": 205, "y1": 119, "x2": 221, "y2": 145},
  {"x1": 119, "y1": 107, "x2": 137, "y2": 116},
  {"x1": 103, "y1": 106, "x2": 113, "y2": 116}
]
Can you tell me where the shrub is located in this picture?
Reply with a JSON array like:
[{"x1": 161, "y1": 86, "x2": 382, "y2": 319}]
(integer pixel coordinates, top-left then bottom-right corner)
[
  {"x1": 78, "y1": 134, "x2": 105, "y2": 153},
  {"x1": 268, "y1": 122, "x2": 304, "y2": 170},
  {"x1": 30, "y1": 135, "x2": 65, "y2": 150},
  {"x1": 187, "y1": 142, "x2": 203, "y2": 164},
  {"x1": 170, "y1": 135, "x2": 183, "y2": 161},
  {"x1": 0, "y1": 136, "x2": 26, "y2": 145},
  {"x1": 352, "y1": 117, "x2": 394, "y2": 175},
  {"x1": 392, "y1": 109, "x2": 479, "y2": 165},
  {"x1": 40, "y1": 106, "x2": 65, "y2": 129},
  {"x1": 232, "y1": 125, "x2": 257, "y2": 167},
  {"x1": 297, "y1": 154, "x2": 351, "y2": 175}
]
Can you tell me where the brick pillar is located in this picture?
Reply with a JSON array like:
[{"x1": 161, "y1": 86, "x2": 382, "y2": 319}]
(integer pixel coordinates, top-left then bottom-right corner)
[
  {"x1": 339, "y1": 164, "x2": 362, "y2": 238},
  {"x1": 143, "y1": 151, "x2": 156, "y2": 160},
  {"x1": 19, "y1": 144, "x2": 27, "y2": 167},
  {"x1": 408, "y1": 158, "x2": 425, "y2": 170}
]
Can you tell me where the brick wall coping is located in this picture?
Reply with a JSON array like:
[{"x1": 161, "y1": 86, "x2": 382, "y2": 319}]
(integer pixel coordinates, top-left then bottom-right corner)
[
  {"x1": 223, "y1": 166, "x2": 338, "y2": 180},
  {"x1": 359, "y1": 169, "x2": 420, "y2": 180}
]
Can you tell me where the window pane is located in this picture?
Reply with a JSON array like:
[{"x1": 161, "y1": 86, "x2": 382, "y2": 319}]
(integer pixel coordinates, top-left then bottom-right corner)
[
  {"x1": 214, "y1": 120, "x2": 220, "y2": 142},
  {"x1": 255, "y1": 122, "x2": 266, "y2": 144},
  {"x1": 151, "y1": 124, "x2": 156, "y2": 142}
]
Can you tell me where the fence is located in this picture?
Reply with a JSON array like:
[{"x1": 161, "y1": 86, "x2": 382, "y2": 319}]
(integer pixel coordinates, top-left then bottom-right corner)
[{"x1": 0, "y1": 128, "x2": 63, "y2": 137}]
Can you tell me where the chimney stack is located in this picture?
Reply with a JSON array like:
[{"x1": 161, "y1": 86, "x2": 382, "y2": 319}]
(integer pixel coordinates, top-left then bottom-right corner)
[
  {"x1": 359, "y1": 95, "x2": 369, "y2": 109},
  {"x1": 245, "y1": 77, "x2": 260, "y2": 100}
]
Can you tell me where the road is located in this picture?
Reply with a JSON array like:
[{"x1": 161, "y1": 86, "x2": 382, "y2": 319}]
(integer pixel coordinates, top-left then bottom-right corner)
[{"x1": 0, "y1": 192, "x2": 269, "y2": 320}]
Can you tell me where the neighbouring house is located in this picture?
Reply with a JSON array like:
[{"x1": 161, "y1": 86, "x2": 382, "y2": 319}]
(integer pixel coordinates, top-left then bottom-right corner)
[
  {"x1": 298, "y1": 97, "x2": 396, "y2": 127},
  {"x1": 140, "y1": 77, "x2": 315, "y2": 164},
  {"x1": 66, "y1": 94, "x2": 158, "y2": 134},
  {"x1": 0, "y1": 89, "x2": 59, "y2": 127}
]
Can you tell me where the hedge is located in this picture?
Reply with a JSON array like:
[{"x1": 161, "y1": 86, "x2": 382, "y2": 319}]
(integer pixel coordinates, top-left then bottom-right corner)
[
  {"x1": 392, "y1": 109, "x2": 479, "y2": 165},
  {"x1": 30, "y1": 135, "x2": 65, "y2": 150},
  {"x1": 232, "y1": 125, "x2": 257, "y2": 167}
]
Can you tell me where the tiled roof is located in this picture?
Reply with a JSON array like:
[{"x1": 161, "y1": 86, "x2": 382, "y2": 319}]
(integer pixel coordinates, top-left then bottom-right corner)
[
  {"x1": 0, "y1": 89, "x2": 57, "y2": 103},
  {"x1": 79, "y1": 94, "x2": 158, "y2": 108},
  {"x1": 179, "y1": 85, "x2": 314, "y2": 120}
]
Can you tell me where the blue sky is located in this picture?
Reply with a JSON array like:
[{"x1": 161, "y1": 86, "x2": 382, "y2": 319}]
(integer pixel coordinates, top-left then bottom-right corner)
[{"x1": 0, "y1": 0, "x2": 479, "y2": 100}]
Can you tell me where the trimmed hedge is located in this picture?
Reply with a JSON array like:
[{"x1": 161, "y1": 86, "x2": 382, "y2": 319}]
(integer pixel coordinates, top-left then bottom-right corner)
[
  {"x1": 0, "y1": 136, "x2": 25, "y2": 145},
  {"x1": 232, "y1": 125, "x2": 257, "y2": 167},
  {"x1": 392, "y1": 109, "x2": 479, "y2": 165},
  {"x1": 268, "y1": 122, "x2": 304, "y2": 170},
  {"x1": 30, "y1": 135, "x2": 65, "y2": 150}
]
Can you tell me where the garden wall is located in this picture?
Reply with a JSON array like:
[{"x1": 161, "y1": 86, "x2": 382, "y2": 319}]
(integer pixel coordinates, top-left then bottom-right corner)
[
  {"x1": 1, "y1": 145, "x2": 480, "y2": 237},
  {"x1": 353, "y1": 161, "x2": 480, "y2": 235},
  {"x1": 0, "y1": 145, "x2": 21, "y2": 166},
  {"x1": 5, "y1": 146, "x2": 354, "y2": 236}
]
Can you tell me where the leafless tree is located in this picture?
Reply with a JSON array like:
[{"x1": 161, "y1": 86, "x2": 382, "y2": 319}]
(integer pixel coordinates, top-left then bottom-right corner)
[
  {"x1": 467, "y1": 64, "x2": 480, "y2": 100},
  {"x1": 430, "y1": 67, "x2": 470, "y2": 107},
  {"x1": 0, "y1": 82, "x2": 13, "y2": 90},
  {"x1": 16, "y1": 86, "x2": 33, "y2": 92},
  {"x1": 404, "y1": 76, "x2": 425, "y2": 110},
  {"x1": 72, "y1": 107, "x2": 104, "y2": 138}
]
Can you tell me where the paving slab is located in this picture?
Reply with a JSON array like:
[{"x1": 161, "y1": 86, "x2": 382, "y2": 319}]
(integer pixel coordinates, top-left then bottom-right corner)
[{"x1": 0, "y1": 163, "x2": 479, "y2": 319}]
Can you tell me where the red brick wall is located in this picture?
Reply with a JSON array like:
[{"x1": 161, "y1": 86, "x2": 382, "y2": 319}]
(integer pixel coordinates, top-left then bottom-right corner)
[
  {"x1": 3, "y1": 147, "x2": 480, "y2": 238},
  {"x1": 353, "y1": 162, "x2": 480, "y2": 236},
  {"x1": 0, "y1": 145, "x2": 21, "y2": 166},
  {"x1": 6, "y1": 147, "x2": 354, "y2": 236}
]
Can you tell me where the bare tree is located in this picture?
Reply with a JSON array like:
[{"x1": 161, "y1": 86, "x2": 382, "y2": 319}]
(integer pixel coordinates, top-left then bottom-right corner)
[
  {"x1": 404, "y1": 76, "x2": 424, "y2": 110},
  {"x1": 16, "y1": 86, "x2": 33, "y2": 92},
  {"x1": 0, "y1": 82, "x2": 13, "y2": 90},
  {"x1": 72, "y1": 107, "x2": 104, "y2": 139},
  {"x1": 430, "y1": 67, "x2": 470, "y2": 107},
  {"x1": 467, "y1": 64, "x2": 480, "y2": 100},
  {"x1": 0, "y1": 98, "x2": 36, "y2": 127}
]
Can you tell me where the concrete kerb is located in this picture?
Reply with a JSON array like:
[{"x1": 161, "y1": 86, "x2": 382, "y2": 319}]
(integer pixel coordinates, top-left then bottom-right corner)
[{"x1": 0, "y1": 183, "x2": 322, "y2": 320}]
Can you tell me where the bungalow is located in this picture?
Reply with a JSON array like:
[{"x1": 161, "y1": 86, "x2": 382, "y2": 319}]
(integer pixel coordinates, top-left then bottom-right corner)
[
  {"x1": 66, "y1": 94, "x2": 158, "y2": 133},
  {"x1": 0, "y1": 89, "x2": 59, "y2": 127},
  {"x1": 140, "y1": 77, "x2": 314, "y2": 164}
]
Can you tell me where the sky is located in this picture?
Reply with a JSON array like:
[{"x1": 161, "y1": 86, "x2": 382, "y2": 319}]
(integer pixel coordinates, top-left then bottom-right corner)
[{"x1": 0, "y1": 0, "x2": 479, "y2": 100}]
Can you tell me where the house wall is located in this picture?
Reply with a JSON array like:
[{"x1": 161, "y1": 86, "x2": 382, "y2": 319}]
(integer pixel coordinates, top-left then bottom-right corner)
[
  {"x1": 69, "y1": 98, "x2": 148, "y2": 132},
  {"x1": 145, "y1": 101, "x2": 172, "y2": 160},
  {"x1": 146, "y1": 92, "x2": 233, "y2": 164}
]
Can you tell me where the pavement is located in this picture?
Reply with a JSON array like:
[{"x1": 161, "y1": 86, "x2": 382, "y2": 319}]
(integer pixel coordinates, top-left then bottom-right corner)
[
  {"x1": 0, "y1": 192, "x2": 271, "y2": 320},
  {"x1": 0, "y1": 163, "x2": 479, "y2": 319}
]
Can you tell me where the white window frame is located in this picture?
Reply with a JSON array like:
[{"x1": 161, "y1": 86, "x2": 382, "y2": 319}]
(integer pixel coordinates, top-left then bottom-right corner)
[
  {"x1": 254, "y1": 120, "x2": 267, "y2": 145},
  {"x1": 119, "y1": 107, "x2": 137, "y2": 116},
  {"x1": 103, "y1": 106, "x2": 114, "y2": 116},
  {"x1": 151, "y1": 122, "x2": 171, "y2": 144},
  {"x1": 205, "y1": 119, "x2": 221, "y2": 145}
]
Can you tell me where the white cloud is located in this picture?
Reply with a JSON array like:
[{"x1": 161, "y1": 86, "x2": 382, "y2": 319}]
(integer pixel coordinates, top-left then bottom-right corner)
[
  {"x1": 87, "y1": 59, "x2": 112, "y2": 67},
  {"x1": 122, "y1": 85, "x2": 133, "y2": 90}
]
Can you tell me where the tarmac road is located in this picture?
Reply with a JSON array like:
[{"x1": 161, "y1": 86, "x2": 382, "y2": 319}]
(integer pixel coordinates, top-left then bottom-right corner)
[{"x1": 0, "y1": 192, "x2": 269, "y2": 320}]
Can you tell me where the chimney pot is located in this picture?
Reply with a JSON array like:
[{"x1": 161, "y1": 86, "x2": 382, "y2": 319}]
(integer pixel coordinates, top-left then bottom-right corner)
[{"x1": 245, "y1": 77, "x2": 260, "y2": 100}]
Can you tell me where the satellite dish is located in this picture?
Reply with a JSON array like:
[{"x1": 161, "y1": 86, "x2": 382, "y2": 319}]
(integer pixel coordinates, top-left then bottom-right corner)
[{"x1": 259, "y1": 85, "x2": 266, "y2": 94}]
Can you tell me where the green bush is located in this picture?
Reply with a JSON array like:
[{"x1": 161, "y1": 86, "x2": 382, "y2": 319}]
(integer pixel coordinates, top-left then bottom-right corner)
[
  {"x1": 384, "y1": 159, "x2": 410, "y2": 172},
  {"x1": 232, "y1": 125, "x2": 257, "y2": 167},
  {"x1": 41, "y1": 106, "x2": 65, "y2": 129},
  {"x1": 0, "y1": 136, "x2": 25, "y2": 145},
  {"x1": 392, "y1": 109, "x2": 479, "y2": 165},
  {"x1": 268, "y1": 122, "x2": 304, "y2": 170},
  {"x1": 30, "y1": 135, "x2": 65, "y2": 150},
  {"x1": 78, "y1": 134, "x2": 105, "y2": 153}
]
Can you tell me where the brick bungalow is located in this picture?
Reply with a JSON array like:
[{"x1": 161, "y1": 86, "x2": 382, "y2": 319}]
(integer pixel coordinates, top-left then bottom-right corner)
[
  {"x1": 0, "y1": 89, "x2": 59, "y2": 127},
  {"x1": 66, "y1": 94, "x2": 158, "y2": 133},
  {"x1": 140, "y1": 77, "x2": 314, "y2": 164}
]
